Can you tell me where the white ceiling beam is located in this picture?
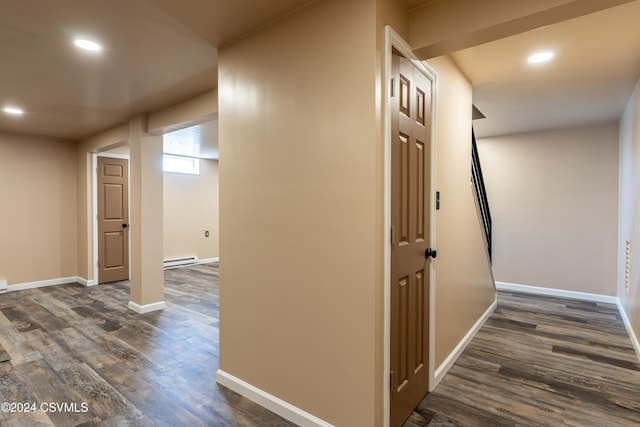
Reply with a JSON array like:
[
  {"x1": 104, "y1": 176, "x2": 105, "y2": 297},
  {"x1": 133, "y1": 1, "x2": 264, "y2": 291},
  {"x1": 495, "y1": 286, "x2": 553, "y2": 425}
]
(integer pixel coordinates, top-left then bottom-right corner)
[
  {"x1": 410, "y1": 0, "x2": 638, "y2": 59},
  {"x1": 147, "y1": 90, "x2": 218, "y2": 136}
]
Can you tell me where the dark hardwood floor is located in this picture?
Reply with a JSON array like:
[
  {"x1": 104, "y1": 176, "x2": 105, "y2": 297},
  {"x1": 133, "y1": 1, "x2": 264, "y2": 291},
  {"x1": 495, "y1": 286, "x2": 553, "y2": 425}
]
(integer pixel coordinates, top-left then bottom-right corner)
[
  {"x1": 405, "y1": 291, "x2": 640, "y2": 427},
  {"x1": 0, "y1": 263, "x2": 295, "y2": 427},
  {"x1": 2, "y1": 268, "x2": 639, "y2": 426}
]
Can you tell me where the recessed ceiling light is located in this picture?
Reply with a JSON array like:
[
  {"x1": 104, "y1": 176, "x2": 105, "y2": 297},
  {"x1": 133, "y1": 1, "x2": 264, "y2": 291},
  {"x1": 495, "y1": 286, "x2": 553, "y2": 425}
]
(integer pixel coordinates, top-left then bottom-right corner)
[
  {"x1": 73, "y1": 38, "x2": 103, "y2": 52},
  {"x1": 527, "y1": 51, "x2": 554, "y2": 64},
  {"x1": 3, "y1": 106, "x2": 24, "y2": 116}
]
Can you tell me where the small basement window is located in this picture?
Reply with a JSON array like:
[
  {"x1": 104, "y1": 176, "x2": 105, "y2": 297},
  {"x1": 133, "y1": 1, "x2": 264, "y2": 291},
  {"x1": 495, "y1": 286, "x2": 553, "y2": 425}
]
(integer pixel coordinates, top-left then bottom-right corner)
[{"x1": 163, "y1": 154, "x2": 200, "y2": 175}]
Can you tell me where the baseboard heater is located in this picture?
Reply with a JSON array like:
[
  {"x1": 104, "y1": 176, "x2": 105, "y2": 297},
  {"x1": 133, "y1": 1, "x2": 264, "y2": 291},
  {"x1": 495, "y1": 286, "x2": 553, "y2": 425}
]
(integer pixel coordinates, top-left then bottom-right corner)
[{"x1": 163, "y1": 256, "x2": 199, "y2": 269}]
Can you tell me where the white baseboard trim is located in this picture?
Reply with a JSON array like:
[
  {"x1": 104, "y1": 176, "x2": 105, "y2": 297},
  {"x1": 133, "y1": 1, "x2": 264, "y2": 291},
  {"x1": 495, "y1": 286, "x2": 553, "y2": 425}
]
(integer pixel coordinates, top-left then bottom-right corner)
[
  {"x1": 216, "y1": 370, "x2": 334, "y2": 427},
  {"x1": 76, "y1": 277, "x2": 97, "y2": 287},
  {"x1": 198, "y1": 257, "x2": 219, "y2": 264},
  {"x1": 432, "y1": 297, "x2": 497, "y2": 389},
  {"x1": 495, "y1": 282, "x2": 618, "y2": 304},
  {"x1": 128, "y1": 301, "x2": 166, "y2": 314},
  {"x1": 7, "y1": 276, "x2": 84, "y2": 292},
  {"x1": 0, "y1": 279, "x2": 7, "y2": 294},
  {"x1": 617, "y1": 300, "x2": 640, "y2": 363}
]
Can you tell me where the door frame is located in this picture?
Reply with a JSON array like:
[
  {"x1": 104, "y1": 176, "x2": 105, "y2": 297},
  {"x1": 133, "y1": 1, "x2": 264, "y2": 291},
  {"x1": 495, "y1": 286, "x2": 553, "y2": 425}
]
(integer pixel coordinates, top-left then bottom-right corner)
[
  {"x1": 383, "y1": 26, "x2": 438, "y2": 426},
  {"x1": 93, "y1": 152, "x2": 131, "y2": 285}
]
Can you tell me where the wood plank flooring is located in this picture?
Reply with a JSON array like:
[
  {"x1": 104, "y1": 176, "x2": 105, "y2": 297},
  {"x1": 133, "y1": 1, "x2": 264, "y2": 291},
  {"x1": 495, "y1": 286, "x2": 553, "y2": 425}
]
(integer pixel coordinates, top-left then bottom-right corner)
[
  {"x1": 0, "y1": 263, "x2": 295, "y2": 427},
  {"x1": 0, "y1": 339, "x2": 10, "y2": 363},
  {"x1": 2, "y1": 268, "x2": 639, "y2": 426},
  {"x1": 405, "y1": 291, "x2": 640, "y2": 427}
]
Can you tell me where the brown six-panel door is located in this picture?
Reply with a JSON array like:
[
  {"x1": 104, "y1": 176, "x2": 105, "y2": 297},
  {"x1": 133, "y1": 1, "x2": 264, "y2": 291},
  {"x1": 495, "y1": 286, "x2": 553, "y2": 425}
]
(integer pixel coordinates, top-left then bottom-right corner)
[
  {"x1": 390, "y1": 48, "x2": 432, "y2": 427},
  {"x1": 97, "y1": 157, "x2": 129, "y2": 284}
]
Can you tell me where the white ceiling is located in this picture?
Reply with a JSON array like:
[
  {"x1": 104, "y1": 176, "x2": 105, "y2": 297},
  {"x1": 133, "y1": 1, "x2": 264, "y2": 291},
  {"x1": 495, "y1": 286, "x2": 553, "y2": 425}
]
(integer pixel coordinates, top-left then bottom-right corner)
[
  {"x1": 451, "y1": 0, "x2": 640, "y2": 138},
  {"x1": 3, "y1": 0, "x2": 638, "y2": 150},
  {"x1": 0, "y1": 0, "x2": 312, "y2": 141}
]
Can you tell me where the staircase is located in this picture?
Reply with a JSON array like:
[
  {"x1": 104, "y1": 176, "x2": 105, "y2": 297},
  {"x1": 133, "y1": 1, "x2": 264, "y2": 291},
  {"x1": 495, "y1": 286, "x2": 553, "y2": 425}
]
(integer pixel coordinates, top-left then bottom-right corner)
[{"x1": 471, "y1": 127, "x2": 492, "y2": 261}]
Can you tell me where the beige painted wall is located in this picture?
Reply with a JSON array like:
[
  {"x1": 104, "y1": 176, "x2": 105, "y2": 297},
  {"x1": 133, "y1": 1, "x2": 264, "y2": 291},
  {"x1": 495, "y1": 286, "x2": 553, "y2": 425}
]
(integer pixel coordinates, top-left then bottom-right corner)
[
  {"x1": 163, "y1": 159, "x2": 219, "y2": 261},
  {"x1": 0, "y1": 132, "x2": 78, "y2": 284},
  {"x1": 218, "y1": 1, "x2": 498, "y2": 423},
  {"x1": 218, "y1": 0, "x2": 383, "y2": 425},
  {"x1": 477, "y1": 123, "x2": 619, "y2": 295},
  {"x1": 426, "y1": 56, "x2": 496, "y2": 367},
  {"x1": 619, "y1": 78, "x2": 640, "y2": 346}
]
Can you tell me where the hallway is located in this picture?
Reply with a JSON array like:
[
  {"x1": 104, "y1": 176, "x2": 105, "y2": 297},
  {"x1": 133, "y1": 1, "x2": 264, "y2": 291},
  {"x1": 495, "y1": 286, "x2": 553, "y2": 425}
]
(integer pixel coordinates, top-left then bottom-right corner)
[{"x1": 406, "y1": 292, "x2": 640, "y2": 426}]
